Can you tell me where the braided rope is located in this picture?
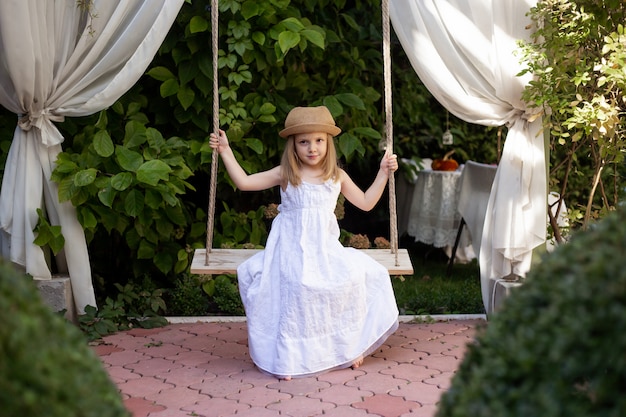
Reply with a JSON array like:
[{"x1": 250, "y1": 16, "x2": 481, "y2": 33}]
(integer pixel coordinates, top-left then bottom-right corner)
[
  {"x1": 205, "y1": 0, "x2": 220, "y2": 265},
  {"x1": 382, "y1": 0, "x2": 399, "y2": 266}
]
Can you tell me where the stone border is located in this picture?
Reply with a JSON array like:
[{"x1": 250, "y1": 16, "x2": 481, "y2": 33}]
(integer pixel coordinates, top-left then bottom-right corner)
[{"x1": 165, "y1": 314, "x2": 487, "y2": 324}]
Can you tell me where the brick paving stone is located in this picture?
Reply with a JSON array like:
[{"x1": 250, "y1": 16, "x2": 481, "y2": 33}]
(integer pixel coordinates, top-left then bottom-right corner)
[
  {"x1": 137, "y1": 342, "x2": 190, "y2": 358},
  {"x1": 126, "y1": 357, "x2": 185, "y2": 377},
  {"x1": 402, "y1": 403, "x2": 439, "y2": 417},
  {"x1": 317, "y1": 367, "x2": 365, "y2": 385},
  {"x1": 375, "y1": 345, "x2": 422, "y2": 363},
  {"x1": 347, "y1": 372, "x2": 405, "y2": 393},
  {"x1": 383, "y1": 332, "x2": 410, "y2": 347},
  {"x1": 175, "y1": 322, "x2": 227, "y2": 335},
  {"x1": 145, "y1": 385, "x2": 209, "y2": 409},
  {"x1": 102, "y1": 350, "x2": 147, "y2": 367},
  {"x1": 352, "y1": 393, "x2": 416, "y2": 417},
  {"x1": 196, "y1": 357, "x2": 255, "y2": 375},
  {"x1": 183, "y1": 396, "x2": 250, "y2": 416},
  {"x1": 123, "y1": 396, "x2": 166, "y2": 417},
  {"x1": 191, "y1": 376, "x2": 254, "y2": 398},
  {"x1": 404, "y1": 340, "x2": 454, "y2": 355},
  {"x1": 380, "y1": 363, "x2": 440, "y2": 382},
  {"x1": 413, "y1": 354, "x2": 463, "y2": 373},
  {"x1": 176, "y1": 334, "x2": 219, "y2": 351},
  {"x1": 104, "y1": 364, "x2": 142, "y2": 384},
  {"x1": 309, "y1": 384, "x2": 374, "y2": 406},
  {"x1": 126, "y1": 327, "x2": 169, "y2": 337},
  {"x1": 91, "y1": 343, "x2": 123, "y2": 356},
  {"x1": 160, "y1": 365, "x2": 216, "y2": 386},
  {"x1": 232, "y1": 407, "x2": 283, "y2": 417},
  {"x1": 267, "y1": 377, "x2": 331, "y2": 396},
  {"x1": 390, "y1": 380, "x2": 446, "y2": 406},
  {"x1": 213, "y1": 324, "x2": 248, "y2": 341},
  {"x1": 423, "y1": 371, "x2": 455, "y2": 390},
  {"x1": 265, "y1": 395, "x2": 335, "y2": 415},
  {"x1": 395, "y1": 326, "x2": 441, "y2": 342},
  {"x1": 117, "y1": 376, "x2": 174, "y2": 398},
  {"x1": 320, "y1": 405, "x2": 372, "y2": 416},
  {"x1": 226, "y1": 385, "x2": 292, "y2": 407},
  {"x1": 147, "y1": 326, "x2": 193, "y2": 343},
  {"x1": 359, "y1": 355, "x2": 398, "y2": 373},
  {"x1": 168, "y1": 350, "x2": 222, "y2": 367},
  {"x1": 142, "y1": 409, "x2": 200, "y2": 417},
  {"x1": 207, "y1": 340, "x2": 251, "y2": 359},
  {"x1": 94, "y1": 320, "x2": 482, "y2": 417}
]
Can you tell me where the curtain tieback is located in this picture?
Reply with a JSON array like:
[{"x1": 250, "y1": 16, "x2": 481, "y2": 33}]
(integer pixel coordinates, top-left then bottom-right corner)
[{"x1": 17, "y1": 109, "x2": 66, "y2": 147}]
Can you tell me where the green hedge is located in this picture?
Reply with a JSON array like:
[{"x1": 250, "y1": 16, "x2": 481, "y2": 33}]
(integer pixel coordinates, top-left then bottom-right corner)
[
  {"x1": 0, "y1": 261, "x2": 129, "y2": 417},
  {"x1": 436, "y1": 207, "x2": 626, "y2": 416}
]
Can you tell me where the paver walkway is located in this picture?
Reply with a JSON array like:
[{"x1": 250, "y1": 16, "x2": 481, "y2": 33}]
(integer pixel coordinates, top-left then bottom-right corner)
[{"x1": 93, "y1": 317, "x2": 483, "y2": 417}]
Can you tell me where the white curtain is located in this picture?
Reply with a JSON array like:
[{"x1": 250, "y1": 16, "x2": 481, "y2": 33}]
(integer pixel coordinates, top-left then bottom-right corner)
[
  {"x1": 390, "y1": 0, "x2": 546, "y2": 313},
  {"x1": 0, "y1": 0, "x2": 183, "y2": 313}
]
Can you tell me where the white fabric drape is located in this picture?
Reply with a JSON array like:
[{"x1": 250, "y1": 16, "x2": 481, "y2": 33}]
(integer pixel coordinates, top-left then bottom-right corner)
[
  {"x1": 0, "y1": 0, "x2": 183, "y2": 313},
  {"x1": 390, "y1": 0, "x2": 546, "y2": 313}
]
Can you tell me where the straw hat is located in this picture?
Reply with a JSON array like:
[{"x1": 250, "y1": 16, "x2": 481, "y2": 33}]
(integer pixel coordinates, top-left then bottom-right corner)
[{"x1": 278, "y1": 106, "x2": 342, "y2": 138}]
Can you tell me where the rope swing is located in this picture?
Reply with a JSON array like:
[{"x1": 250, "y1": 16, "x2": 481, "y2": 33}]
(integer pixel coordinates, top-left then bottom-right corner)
[{"x1": 192, "y1": 0, "x2": 413, "y2": 276}]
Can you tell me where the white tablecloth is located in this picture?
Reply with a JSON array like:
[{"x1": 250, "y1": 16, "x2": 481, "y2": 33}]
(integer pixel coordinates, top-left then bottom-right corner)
[{"x1": 406, "y1": 168, "x2": 474, "y2": 261}]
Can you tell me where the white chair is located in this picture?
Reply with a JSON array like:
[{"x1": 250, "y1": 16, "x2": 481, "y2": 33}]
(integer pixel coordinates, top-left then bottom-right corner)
[{"x1": 447, "y1": 161, "x2": 498, "y2": 275}]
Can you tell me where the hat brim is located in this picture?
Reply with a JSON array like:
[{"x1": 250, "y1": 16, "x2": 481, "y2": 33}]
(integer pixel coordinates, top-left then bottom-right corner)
[{"x1": 279, "y1": 123, "x2": 341, "y2": 138}]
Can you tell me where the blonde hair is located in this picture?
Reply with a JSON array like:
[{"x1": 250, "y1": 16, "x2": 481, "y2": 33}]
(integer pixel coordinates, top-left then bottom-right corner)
[{"x1": 280, "y1": 133, "x2": 340, "y2": 186}]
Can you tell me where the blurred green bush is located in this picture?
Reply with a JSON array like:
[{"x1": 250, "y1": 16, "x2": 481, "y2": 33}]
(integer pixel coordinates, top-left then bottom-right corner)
[
  {"x1": 0, "y1": 261, "x2": 129, "y2": 417},
  {"x1": 436, "y1": 207, "x2": 626, "y2": 416}
]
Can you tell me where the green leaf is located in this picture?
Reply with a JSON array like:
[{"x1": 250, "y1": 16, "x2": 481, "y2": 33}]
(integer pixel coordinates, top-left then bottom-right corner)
[
  {"x1": 124, "y1": 120, "x2": 147, "y2": 148},
  {"x1": 111, "y1": 172, "x2": 133, "y2": 191},
  {"x1": 177, "y1": 85, "x2": 195, "y2": 110},
  {"x1": 115, "y1": 146, "x2": 144, "y2": 172},
  {"x1": 78, "y1": 207, "x2": 98, "y2": 229},
  {"x1": 252, "y1": 31, "x2": 265, "y2": 45},
  {"x1": 322, "y1": 96, "x2": 343, "y2": 116},
  {"x1": 280, "y1": 17, "x2": 305, "y2": 32},
  {"x1": 278, "y1": 31, "x2": 300, "y2": 54},
  {"x1": 95, "y1": 110, "x2": 108, "y2": 129},
  {"x1": 136, "y1": 160, "x2": 172, "y2": 186},
  {"x1": 146, "y1": 66, "x2": 175, "y2": 81},
  {"x1": 301, "y1": 29, "x2": 325, "y2": 49},
  {"x1": 164, "y1": 203, "x2": 186, "y2": 226},
  {"x1": 160, "y1": 78, "x2": 179, "y2": 98},
  {"x1": 124, "y1": 189, "x2": 144, "y2": 217},
  {"x1": 146, "y1": 128, "x2": 166, "y2": 151},
  {"x1": 189, "y1": 15, "x2": 209, "y2": 33},
  {"x1": 245, "y1": 137, "x2": 263, "y2": 154},
  {"x1": 241, "y1": 1, "x2": 261, "y2": 19},
  {"x1": 338, "y1": 133, "x2": 365, "y2": 160},
  {"x1": 154, "y1": 252, "x2": 174, "y2": 274},
  {"x1": 93, "y1": 130, "x2": 114, "y2": 157},
  {"x1": 352, "y1": 126, "x2": 382, "y2": 139},
  {"x1": 259, "y1": 102, "x2": 276, "y2": 115},
  {"x1": 98, "y1": 185, "x2": 115, "y2": 208},
  {"x1": 137, "y1": 239, "x2": 155, "y2": 259},
  {"x1": 74, "y1": 168, "x2": 98, "y2": 186},
  {"x1": 156, "y1": 220, "x2": 174, "y2": 238},
  {"x1": 335, "y1": 93, "x2": 365, "y2": 110}
]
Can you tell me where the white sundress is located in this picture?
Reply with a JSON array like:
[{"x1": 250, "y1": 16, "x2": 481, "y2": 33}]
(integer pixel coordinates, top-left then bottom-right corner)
[{"x1": 237, "y1": 179, "x2": 399, "y2": 379}]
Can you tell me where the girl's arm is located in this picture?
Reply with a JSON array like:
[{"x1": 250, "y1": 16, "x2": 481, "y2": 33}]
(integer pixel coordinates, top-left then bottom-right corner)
[
  {"x1": 340, "y1": 152, "x2": 398, "y2": 212},
  {"x1": 209, "y1": 129, "x2": 282, "y2": 191}
]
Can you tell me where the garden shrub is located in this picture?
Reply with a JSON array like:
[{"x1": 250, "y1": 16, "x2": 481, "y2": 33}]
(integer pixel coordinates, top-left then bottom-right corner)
[
  {"x1": 0, "y1": 260, "x2": 129, "y2": 417},
  {"x1": 166, "y1": 274, "x2": 209, "y2": 316},
  {"x1": 436, "y1": 207, "x2": 626, "y2": 417}
]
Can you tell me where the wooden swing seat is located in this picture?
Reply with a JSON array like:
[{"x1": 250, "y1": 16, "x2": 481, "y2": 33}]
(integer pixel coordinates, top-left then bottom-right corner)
[{"x1": 191, "y1": 248, "x2": 414, "y2": 276}]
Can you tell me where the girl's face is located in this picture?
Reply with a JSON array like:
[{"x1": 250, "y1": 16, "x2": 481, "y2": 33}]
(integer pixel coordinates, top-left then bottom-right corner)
[{"x1": 293, "y1": 132, "x2": 328, "y2": 168}]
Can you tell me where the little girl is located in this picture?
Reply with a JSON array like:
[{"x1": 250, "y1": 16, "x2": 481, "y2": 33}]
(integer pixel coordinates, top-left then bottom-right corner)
[{"x1": 209, "y1": 106, "x2": 399, "y2": 380}]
